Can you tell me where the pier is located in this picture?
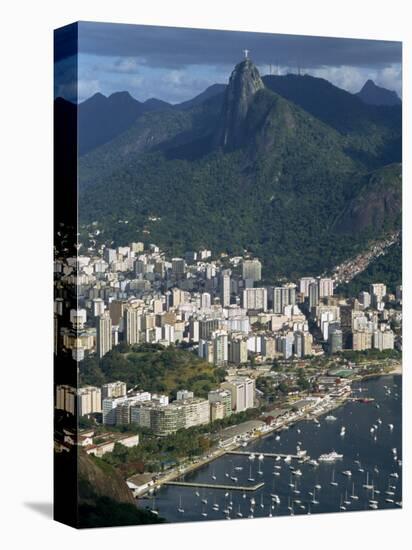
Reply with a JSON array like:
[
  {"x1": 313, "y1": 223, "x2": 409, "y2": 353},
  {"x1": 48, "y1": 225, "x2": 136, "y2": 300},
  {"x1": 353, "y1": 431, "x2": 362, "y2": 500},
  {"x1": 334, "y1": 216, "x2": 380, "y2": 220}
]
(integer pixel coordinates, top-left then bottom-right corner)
[
  {"x1": 164, "y1": 480, "x2": 265, "y2": 491},
  {"x1": 227, "y1": 451, "x2": 308, "y2": 460}
]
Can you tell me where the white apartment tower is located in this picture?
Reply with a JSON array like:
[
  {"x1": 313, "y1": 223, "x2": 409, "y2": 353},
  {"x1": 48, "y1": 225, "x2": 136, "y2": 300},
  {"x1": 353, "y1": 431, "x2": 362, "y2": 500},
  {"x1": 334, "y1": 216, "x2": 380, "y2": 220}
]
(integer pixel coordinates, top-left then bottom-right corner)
[{"x1": 97, "y1": 311, "x2": 112, "y2": 358}]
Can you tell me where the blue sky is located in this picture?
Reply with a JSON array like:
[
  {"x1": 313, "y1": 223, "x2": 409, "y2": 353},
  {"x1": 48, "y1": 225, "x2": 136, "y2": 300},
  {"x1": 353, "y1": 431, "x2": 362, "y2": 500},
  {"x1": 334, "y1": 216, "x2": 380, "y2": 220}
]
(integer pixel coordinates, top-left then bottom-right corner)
[{"x1": 55, "y1": 22, "x2": 402, "y2": 103}]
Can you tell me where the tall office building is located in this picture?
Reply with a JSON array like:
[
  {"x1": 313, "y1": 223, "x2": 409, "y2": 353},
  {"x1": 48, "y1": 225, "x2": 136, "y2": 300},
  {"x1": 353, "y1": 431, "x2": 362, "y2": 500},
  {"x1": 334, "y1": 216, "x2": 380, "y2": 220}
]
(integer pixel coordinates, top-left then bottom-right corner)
[
  {"x1": 328, "y1": 324, "x2": 343, "y2": 354},
  {"x1": 373, "y1": 329, "x2": 395, "y2": 351},
  {"x1": 212, "y1": 330, "x2": 228, "y2": 366},
  {"x1": 171, "y1": 257, "x2": 186, "y2": 275},
  {"x1": 299, "y1": 277, "x2": 316, "y2": 297},
  {"x1": 201, "y1": 292, "x2": 211, "y2": 309},
  {"x1": 220, "y1": 271, "x2": 231, "y2": 307},
  {"x1": 294, "y1": 331, "x2": 305, "y2": 358},
  {"x1": 279, "y1": 334, "x2": 294, "y2": 359},
  {"x1": 102, "y1": 396, "x2": 128, "y2": 425},
  {"x1": 242, "y1": 287, "x2": 267, "y2": 311},
  {"x1": 97, "y1": 311, "x2": 112, "y2": 358},
  {"x1": 228, "y1": 336, "x2": 248, "y2": 365},
  {"x1": 77, "y1": 386, "x2": 102, "y2": 416},
  {"x1": 221, "y1": 377, "x2": 255, "y2": 412},
  {"x1": 189, "y1": 319, "x2": 199, "y2": 342},
  {"x1": 272, "y1": 284, "x2": 296, "y2": 313},
  {"x1": 308, "y1": 282, "x2": 319, "y2": 309},
  {"x1": 109, "y1": 299, "x2": 126, "y2": 325},
  {"x1": 318, "y1": 278, "x2": 334, "y2": 298},
  {"x1": 352, "y1": 330, "x2": 373, "y2": 351},
  {"x1": 242, "y1": 259, "x2": 262, "y2": 283},
  {"x1": 123, "y1": 307, "x2": 142, "y2": 344},
  {"x1": 199, "y1": 318, "x2": 221, "y2": 340}
]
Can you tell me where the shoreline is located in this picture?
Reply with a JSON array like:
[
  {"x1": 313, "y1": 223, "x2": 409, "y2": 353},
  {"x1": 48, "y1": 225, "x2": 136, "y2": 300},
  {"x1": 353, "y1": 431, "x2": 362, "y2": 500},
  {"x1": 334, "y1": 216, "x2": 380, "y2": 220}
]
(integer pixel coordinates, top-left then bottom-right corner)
[{"x1": 137, "y1": 366, "x2": 402, "y2": 499}]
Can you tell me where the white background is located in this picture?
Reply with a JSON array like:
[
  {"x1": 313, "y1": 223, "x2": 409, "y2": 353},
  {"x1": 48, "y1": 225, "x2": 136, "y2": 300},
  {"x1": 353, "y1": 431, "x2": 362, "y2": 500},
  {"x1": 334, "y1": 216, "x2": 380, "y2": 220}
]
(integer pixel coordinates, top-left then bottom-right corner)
[{"x1": 0, "y1": 1, "x2": 409, "y2": 548}]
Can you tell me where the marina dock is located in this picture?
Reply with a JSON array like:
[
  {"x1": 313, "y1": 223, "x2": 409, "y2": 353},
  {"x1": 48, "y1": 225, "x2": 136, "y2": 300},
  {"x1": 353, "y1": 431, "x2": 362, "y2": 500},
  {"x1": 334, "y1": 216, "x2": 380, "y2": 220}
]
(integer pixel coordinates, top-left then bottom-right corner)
[
  {"x1": 227, "y1": 451, "x2": 308, "y2": 460},
  {"x1": 164, "y1": 480, "x2": 265, "y2": 491}
]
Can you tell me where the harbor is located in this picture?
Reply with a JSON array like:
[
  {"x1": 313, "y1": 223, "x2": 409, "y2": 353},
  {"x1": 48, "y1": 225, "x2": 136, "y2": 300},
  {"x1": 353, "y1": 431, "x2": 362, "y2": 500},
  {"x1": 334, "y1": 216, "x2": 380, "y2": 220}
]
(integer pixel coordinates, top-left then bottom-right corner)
[{"x1": 137, "y1": 375, "x2": 402, "y2": 521}]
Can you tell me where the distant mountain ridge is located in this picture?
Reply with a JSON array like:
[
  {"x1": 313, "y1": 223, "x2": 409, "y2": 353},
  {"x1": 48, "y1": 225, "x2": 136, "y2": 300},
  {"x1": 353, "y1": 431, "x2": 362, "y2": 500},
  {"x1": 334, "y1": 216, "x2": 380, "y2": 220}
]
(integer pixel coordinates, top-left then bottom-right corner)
[
  {"x1": 78, "y1": 91, "x2": 172, "y2": 155},
  {"x1": 65, "y1": 60, "x2": 402, "y2": 278}
]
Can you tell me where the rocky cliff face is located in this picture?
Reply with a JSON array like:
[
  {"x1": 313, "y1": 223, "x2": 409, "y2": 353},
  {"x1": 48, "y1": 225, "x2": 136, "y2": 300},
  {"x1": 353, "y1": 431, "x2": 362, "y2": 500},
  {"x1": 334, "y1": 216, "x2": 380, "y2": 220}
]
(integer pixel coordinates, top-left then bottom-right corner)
[
  {"x1": 78, "y1": 450, "x2": 135, "y2": 506},
  {"x1": 77, "y1": 450, "x2": 163, "y2": 528},
  {"x1": 217, "y1": 59, "x2": 264, "y2": 148},
  {"x1": 333, "y1": 164, "x2": 402, "y2": 235}
]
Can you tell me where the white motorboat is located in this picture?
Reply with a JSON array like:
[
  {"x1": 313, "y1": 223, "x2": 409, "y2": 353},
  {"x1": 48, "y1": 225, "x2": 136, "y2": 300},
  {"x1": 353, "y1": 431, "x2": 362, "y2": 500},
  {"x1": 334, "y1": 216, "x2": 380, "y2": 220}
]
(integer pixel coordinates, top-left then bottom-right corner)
[{"x1": 319, "y1": 451, "x2": 343, "y2": 462}]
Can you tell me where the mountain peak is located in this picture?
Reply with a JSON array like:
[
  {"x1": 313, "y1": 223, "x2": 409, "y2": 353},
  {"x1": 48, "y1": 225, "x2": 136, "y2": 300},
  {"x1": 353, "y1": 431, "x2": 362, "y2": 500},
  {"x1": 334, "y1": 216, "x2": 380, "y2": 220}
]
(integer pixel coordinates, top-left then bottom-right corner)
[
  {"x1": 356, "y1": 79, "x2": 401, "y2": 107},
  {"x1": 218, "y1": 59, "x2": 264, "y2": 148}
]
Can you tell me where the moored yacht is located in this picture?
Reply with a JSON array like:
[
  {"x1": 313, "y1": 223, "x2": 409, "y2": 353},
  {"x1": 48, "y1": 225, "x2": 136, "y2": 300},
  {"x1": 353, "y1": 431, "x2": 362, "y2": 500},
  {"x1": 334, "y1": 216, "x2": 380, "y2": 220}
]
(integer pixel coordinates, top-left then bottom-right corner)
[{"x1": 319, "y1": 451, "x2": 343, "y2": 462}]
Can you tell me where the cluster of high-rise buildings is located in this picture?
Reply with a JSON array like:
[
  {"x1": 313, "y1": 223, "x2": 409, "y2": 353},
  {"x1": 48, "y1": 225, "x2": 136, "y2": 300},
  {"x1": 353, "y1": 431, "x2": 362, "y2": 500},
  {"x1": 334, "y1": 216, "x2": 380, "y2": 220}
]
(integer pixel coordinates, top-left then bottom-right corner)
[
  {"x1": 56, "y1": 376, "x2": 255, "y2": 436},
  {"x1": 54, "y1": 241, "x2": 399, "y2": 364}
]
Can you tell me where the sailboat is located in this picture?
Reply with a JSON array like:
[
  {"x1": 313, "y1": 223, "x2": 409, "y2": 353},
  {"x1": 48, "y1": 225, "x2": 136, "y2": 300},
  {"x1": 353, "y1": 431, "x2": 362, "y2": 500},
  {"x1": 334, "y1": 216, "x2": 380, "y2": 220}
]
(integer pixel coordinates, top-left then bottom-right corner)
[
  {"x1": 150, "y1": 496, "x2": 159, "y2": 515},
  {"x1": 236, "y1": 504, "x2": 243, "y2": 518},
  {"x1": 201, "y1": 489, "x2": 208, "y2": 505},
  {"x1": 260, "y1": 493, "x2": 265, "y2": 509},
  {"x1": 339, "y1": 495, "x2": 346, "y2": 511},
  {"x1": 201, "y1": 502, "x2": 208, "y2": 517},
  {"x1": 212, "y1": 495, "x2": 219, "y2": 511},
  {"x1": 293, "y1": 478, "x2": 300, "y2": 495},
  {"x1": 330, "y1": 468, "x2": 338, "y2": 487},
  {"x1": 211, "y1": 466, "x2": 216, "y2": 481},
  {"x1": 177, "y1": 495, "x2": 185, "y2": 513},
  {"x1": 344, "y1": 489, "x2": 351, "y2": 506},
  {"x1": 369, "y1": 486, "x2": 379, "y2": 509},
  {"x1": 230, "y1": 470, "x2": 239, "y2": 482},
  {"x1": 363, "y1": 471, "x2": 373, "y2": 490},
  {"x1": 248, "y1": 463, "x2": 255, "y2": 482},
  {"x1": 288, "y1": 474, "x2": 295, "y2": 488},
  {"x1": 311, "y1": 487, "x2": 319, "y2": 505},
  {"x1": 350, "y1": 482, "x2": 359, "y2": 501},
  {"x1": 223, "y1": 493, "x2": 229, "y2": 514},
  {"x1": 257, "y1": 462, "x2": 263, "y2": 476},
  {"x1": 385, "y1": 477, "x2": 395, "y2": 497}
]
